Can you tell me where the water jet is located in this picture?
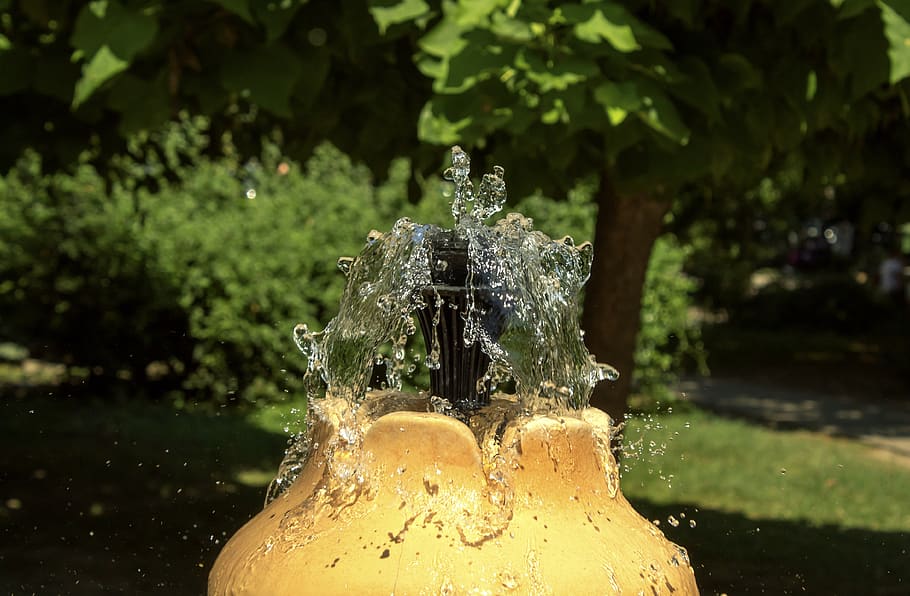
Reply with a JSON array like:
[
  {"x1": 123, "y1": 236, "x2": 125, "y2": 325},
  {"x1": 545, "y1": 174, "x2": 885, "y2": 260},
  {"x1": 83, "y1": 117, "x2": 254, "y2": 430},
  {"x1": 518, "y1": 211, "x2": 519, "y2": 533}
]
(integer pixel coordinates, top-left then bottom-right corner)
[{"x1": 209, "y1": 147, "x2": 698, "y2": 594}]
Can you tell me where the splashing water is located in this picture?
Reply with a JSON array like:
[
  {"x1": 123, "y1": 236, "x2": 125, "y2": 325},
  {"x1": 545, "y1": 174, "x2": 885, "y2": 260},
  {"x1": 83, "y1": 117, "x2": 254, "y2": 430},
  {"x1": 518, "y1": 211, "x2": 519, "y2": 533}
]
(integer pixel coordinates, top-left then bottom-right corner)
[
  {"x1": 293, "y1": 146, "x2": 616, "y2": 411},
  {"x1": 270, "y1": 147, "x2": 617, "y2": 503}
]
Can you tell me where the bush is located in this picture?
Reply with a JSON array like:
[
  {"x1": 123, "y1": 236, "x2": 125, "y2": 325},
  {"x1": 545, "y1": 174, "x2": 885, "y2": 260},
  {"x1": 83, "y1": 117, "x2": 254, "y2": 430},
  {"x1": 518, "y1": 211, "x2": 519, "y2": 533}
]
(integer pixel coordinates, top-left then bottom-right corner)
[
  {"x1": 0, "y1": 119, "x2": 412, "y2": 404},
  {"x1": 0, "y1": 150, "x2": 181, "y2": 379},
  {"x1": 634, "y1": 235, "x2": 705, "y2": 402}
]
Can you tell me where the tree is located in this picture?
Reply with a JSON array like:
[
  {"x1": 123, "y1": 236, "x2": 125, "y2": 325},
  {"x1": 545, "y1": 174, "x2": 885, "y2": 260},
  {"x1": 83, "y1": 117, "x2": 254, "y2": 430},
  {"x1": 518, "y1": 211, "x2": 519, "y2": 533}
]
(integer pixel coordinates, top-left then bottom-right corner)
[
  {"x1": 363, "y1": 0, "x2": 910, "y2": 419},
  {"x1": 3, "y1": 0, "x2": 910, "y2": 420}
]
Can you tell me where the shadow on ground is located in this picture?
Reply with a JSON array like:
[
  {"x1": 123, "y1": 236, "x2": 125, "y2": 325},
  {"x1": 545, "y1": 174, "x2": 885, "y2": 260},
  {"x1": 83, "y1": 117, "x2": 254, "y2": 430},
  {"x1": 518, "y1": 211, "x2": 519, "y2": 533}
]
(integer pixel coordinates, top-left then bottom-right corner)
[
  {"x1": 0, "y1": 390, "x2": 288, "y2": 594},
  {"x1": 630, "y1": 499, "x2": 910, "y2": 595}
]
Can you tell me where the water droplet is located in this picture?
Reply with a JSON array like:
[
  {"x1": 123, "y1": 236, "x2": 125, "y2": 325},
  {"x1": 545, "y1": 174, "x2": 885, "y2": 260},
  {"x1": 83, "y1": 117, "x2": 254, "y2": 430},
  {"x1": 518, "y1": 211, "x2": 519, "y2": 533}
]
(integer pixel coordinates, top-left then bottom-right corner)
[
  {"x1": 337, "y1": 257, "x2": 354, "y2": 276},
  {"x1": 667, "y1": 515, "x2": 679, "y2": 528},
  {"x1": 689, "y1": 519, "x2": 697, "y2": 528}
]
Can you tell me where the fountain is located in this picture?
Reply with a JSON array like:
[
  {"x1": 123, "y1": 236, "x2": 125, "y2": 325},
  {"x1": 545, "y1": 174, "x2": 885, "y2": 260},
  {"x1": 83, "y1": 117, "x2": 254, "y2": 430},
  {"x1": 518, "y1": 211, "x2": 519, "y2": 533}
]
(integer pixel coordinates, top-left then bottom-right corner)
[{"x1": 209, "y1": 148, "x2": 698, "y2": 594}]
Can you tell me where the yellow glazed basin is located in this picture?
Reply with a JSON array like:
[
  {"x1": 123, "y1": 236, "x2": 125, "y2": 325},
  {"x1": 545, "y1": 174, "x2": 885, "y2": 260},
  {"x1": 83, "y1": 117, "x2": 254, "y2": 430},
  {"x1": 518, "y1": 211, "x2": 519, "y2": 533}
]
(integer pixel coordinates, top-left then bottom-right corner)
[{"x1": 209, "y1": 392, "x2": 698, "y2": 594}]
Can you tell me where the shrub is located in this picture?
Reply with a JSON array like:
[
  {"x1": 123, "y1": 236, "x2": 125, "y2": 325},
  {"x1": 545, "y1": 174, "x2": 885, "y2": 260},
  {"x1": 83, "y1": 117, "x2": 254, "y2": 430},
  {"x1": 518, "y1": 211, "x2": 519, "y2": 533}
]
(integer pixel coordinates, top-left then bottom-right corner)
[
  {"x1": 0, "y1": 151, "x2": 182, "y2": 379},
  {"x1": 0, "y1": 119, "x2": 412, "y2": 404},
  {"x1": 149, "y1": 142, "x2": 414, "y2": 403},
  {"x1": 634, "y1": 235, "x2": 705, "y2": 402}
]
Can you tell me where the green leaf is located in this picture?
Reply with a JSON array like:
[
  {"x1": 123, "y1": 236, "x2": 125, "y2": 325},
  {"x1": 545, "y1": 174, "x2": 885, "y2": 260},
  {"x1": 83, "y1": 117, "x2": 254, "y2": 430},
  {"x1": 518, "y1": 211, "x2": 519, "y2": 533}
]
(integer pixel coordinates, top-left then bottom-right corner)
[
  {"x1": 833, "y1": 0, "x2": 876, "y2": 19},
  {"x1": 518, "y1": 51, "x2": 598, "y2": 92},
  {"x1": 208, "y1": 0, "x2": 255, "y2": 24},
  {"x1": 836, "y1": 8, "x2": 890, "y2": 97},
  {"x1": 71, "y1": 0, "x2": 157, "y2": 62},
  {"x1": 881, "y1": 1, "x2": 910, "y2": 83},
  {"x1": 291, "y1": 49, "x2": 331, "y2": 109},
  {"x1": 564, "y1": 2, "x2": 671, "y2": 51},
  {"x1": 0, "y1": 33, "x2": 11, "y2": 51},
  {"x1": 181, "y1": 73, "x2": 232, "y2": 114},
  {"x1": 449, "y1": 0, "x2": 501, "y2": 27},
  {"x1": 220, "y1": 44, "x2": 304, "y2": 117},
  {"x1": 593, "y1": 81, "x2": 641, "y2": 125},
  {"x1": 369, "y1": 0, "x2": 430, "y2": 34},
  {"x1": 635, "y1": 83, "x2": 690, "y2": 145},
  {"x1": 436, "y1": 31, "x2": 512, "y2": 93},
  {"x1": 419, "y1": 18, "x2": 468, "y2": 58},
  {"x1": 567, "y1": 6, "x2": 640, "y2": 52},
  {"x1": 540, "y1": 97, "x2": 567, "y2": 124},
  {"x1": 416, "y1": 55, "x2": 445, "y2": 78},
  {"x1": 417, "y1": 99, "x2": 472, "y2": 144},
  {"x1": 106, "y1": 73, "x2": 170, "y2": 135},
  {"x1": 73, "y1": 45, "x2": 128, "y2": 107},
  {"x1": 252, "y1": 0, "x2": 304, "y2": 41},
  {"x1": 716, "y1": 53, "x2": 763, "y2": 91},
  {"x1": 490, "y1": 12, "x2": 533, "y2": 41},
  {"x1": 806, "y1": 70, "x2": 818, "y2": 101}
]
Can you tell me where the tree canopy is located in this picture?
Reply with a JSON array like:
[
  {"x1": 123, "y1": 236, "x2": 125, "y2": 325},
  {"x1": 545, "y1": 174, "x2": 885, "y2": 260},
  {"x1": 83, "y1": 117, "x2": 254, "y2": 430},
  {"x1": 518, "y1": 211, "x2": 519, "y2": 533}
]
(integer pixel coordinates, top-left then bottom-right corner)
[{"x1": 4, "y1": 1, "x2": 910, "y2": 189}]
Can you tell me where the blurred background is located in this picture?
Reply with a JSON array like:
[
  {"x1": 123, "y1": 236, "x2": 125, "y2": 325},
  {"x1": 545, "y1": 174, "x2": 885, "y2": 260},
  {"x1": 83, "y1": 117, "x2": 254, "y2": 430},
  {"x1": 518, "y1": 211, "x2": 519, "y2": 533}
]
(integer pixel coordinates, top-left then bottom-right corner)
[{"x1": 1, "y1": 1, "x2": 909, "y2": 593}]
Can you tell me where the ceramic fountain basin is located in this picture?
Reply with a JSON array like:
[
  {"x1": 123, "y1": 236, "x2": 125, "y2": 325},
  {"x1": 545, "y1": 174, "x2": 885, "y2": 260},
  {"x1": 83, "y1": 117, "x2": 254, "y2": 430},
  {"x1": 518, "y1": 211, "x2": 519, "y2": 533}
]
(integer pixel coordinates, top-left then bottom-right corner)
[{"x1": 209, "y1": 392, "x2": 698, "y2": 595}]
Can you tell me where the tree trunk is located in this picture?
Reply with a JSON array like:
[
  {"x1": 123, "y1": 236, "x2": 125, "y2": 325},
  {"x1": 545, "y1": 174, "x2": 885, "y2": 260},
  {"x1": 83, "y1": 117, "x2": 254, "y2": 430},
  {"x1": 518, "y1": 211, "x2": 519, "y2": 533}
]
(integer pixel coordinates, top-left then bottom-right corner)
[{"x1": 583, "y1": 175, "x2": 669, "y2": 425}]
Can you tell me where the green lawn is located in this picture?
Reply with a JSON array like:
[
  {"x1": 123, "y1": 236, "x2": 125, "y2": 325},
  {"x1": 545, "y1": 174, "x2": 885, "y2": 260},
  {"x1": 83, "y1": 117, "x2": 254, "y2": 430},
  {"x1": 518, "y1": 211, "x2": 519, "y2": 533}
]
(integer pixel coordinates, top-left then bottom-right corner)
[
  {"x1": 2, "y1": 393, "x2": 907, "y2": 594},
  {"x1": 622, "y1": 408, "x2": 910, "y2": 594}
]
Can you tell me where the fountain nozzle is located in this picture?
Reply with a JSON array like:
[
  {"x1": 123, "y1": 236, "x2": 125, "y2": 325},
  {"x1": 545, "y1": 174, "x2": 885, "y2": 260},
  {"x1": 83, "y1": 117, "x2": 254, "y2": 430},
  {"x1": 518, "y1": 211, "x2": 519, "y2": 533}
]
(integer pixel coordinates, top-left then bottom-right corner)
[{"x1": 415, "y1": 229, "x2": 505, "y2": 412}]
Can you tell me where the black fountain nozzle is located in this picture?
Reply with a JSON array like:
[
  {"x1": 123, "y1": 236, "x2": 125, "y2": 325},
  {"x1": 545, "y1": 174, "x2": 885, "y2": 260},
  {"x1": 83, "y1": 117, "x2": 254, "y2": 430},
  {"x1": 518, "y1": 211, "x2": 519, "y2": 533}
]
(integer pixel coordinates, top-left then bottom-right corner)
[{"x1": 415, "y1": 229, "x2": 506, "y2": 413}]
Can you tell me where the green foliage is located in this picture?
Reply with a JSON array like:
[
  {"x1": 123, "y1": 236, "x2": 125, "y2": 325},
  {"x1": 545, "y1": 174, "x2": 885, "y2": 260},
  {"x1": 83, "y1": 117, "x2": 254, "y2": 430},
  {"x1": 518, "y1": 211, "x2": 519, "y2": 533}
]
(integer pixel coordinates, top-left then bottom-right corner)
[
  {"x1": 70, "y1": 0, "x2": 159, "y2": 107},
  {"x1": 142, "y1": 139, "x2": 411, "y2": 403},
  {"x1": 0, "y1": 149, "x2": 178, "y2": 377},
  {"x1": 0, "y1": 119, "x2": 413, "y2": 404},
  {"x1": 673, "y1": 170, "x2": 801, "y2": 310},
  {"x1": 2, "y1": 0, "x2": 908, "y2": 194},
  {"x1": 369, "y1": 0, "x2": 910, "y2": 198},
  {"x1": 0, "y1": 0, "x2": 429, "y2": 173},
  {"x1": 634, "y1": 236, "x2": 705, "y2": 402},
  {"x1": 0, "y1": 113, "x2": 700, "y2": 403}
]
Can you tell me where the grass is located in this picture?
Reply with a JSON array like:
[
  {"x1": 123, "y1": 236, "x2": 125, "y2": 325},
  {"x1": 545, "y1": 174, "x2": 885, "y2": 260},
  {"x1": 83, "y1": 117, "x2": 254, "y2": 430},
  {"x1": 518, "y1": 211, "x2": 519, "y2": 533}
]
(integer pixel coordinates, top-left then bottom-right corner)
[
  {"x1": 2, "y1": 391, "x2": 907, "y2": 594},
  {"x1": 622, "y1": 408, "x2": 910, "y2": 594}
]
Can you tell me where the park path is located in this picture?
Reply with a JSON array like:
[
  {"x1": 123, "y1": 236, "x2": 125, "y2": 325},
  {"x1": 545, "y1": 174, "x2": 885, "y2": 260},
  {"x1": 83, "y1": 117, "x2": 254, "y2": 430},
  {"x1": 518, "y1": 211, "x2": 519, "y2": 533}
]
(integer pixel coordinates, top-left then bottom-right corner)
[{"x1": 677, "y1": 376, "x2": 910, "y2": 460}]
